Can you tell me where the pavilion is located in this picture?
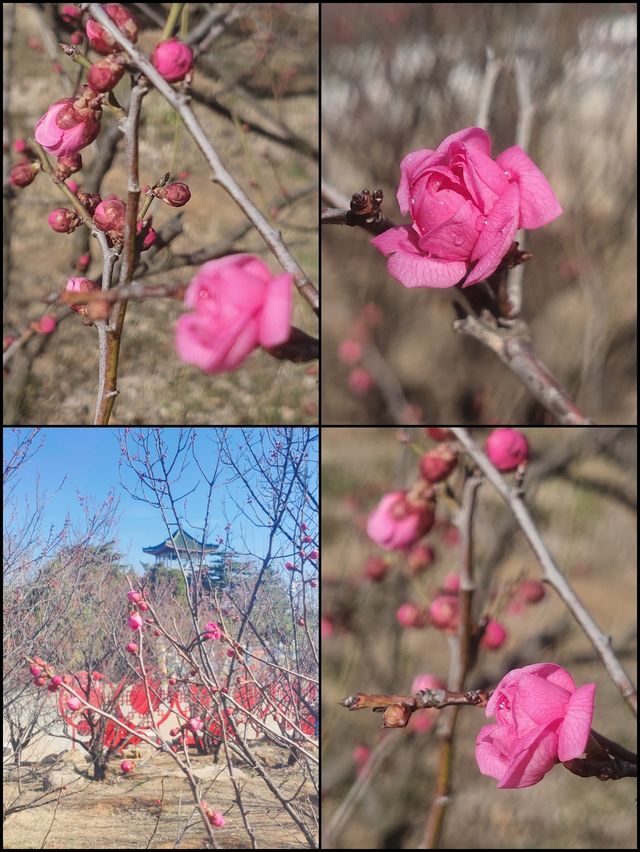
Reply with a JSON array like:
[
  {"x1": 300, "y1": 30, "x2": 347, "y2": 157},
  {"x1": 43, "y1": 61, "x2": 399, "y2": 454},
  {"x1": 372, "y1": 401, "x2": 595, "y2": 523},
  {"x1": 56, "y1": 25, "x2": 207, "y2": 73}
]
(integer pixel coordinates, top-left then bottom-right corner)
[{"x1": 142, "y1": 528, "x2": 230, "y2": 585}]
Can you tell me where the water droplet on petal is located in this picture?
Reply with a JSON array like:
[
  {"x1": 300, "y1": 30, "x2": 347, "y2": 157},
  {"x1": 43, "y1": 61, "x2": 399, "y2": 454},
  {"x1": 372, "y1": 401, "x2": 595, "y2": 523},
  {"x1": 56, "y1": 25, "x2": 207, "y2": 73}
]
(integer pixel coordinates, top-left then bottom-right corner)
[
  {"x1": 453, "y1": 235, "x2": 463, "y2": 247},
  {"x1": 503, "y1": 169, "x2": 512, "y2": 180},
  {"x1": 200, "y1": 289, "x2": 208, "y2": 299}
]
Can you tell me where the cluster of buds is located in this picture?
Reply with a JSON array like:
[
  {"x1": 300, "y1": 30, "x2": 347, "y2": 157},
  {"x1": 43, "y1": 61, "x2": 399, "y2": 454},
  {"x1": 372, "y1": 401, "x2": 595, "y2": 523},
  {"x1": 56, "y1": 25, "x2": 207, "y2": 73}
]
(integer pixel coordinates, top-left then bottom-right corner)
[
  {"x1": 85, "y1": 4, "x2": 138, "y2": 55},
  {"x1": 200, "y1": 801, "x2": 225, "y2": 828}
]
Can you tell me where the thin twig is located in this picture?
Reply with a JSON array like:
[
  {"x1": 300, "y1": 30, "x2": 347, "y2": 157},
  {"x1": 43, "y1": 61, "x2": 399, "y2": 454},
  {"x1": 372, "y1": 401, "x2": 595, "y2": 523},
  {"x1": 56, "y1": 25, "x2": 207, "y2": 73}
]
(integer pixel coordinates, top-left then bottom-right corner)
[
  {"x1": 450, "y1": 427, "x2": 637, "y2": 717},
  {"x1": 475, "y1": 47, "x2": 502, "y2": 130}
]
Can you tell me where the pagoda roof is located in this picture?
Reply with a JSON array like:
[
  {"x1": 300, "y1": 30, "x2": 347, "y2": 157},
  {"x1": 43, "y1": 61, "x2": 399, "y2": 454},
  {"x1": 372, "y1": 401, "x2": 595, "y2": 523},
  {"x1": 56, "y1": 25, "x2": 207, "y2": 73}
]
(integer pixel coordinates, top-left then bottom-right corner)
[{"x1": 143, "y1": 528, "x2": 221, "y2": 557}]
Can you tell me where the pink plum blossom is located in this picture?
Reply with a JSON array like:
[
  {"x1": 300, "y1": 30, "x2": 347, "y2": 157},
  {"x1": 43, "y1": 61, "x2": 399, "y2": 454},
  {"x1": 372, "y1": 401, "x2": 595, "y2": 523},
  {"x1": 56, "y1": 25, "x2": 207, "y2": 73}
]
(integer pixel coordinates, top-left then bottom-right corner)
[
  {"x1": 486, "y1": 428, "x2": 529, "y2": 471},
  {"x1": 396, "y1": 601, "x2": 426, "y2": 629},
  {"x1": 475, "y1": 663, "x2": 596, "y2": 788},
  {"x1": 371, "y1": 126, "x2": 562, "y2": 289},
  {"x1": 481, "y1": 620, "x2": 508, "y2": 649},
  {"x1": 367, "y1": 490, "x2": 435, "y2": 551},
  {"x1": 127, "y1": 612, "x2": 143, "y2": 631},
  {"x1": 35, "y1": 97, "x2": 101, "y2": 157},
  {"x1": 175, "y1": 254, "x2": 292, "y2": 373}
]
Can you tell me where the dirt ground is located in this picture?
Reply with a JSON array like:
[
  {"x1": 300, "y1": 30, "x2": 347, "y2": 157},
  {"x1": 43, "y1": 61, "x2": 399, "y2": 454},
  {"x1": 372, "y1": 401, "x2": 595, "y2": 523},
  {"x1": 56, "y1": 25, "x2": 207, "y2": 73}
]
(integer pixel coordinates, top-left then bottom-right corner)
[
  {"x1": 4, "y1": 4, "x2": 318, "y2": 425},
  {"x1": 3, "y1": 742, "x2": 318, "y2": 849}
]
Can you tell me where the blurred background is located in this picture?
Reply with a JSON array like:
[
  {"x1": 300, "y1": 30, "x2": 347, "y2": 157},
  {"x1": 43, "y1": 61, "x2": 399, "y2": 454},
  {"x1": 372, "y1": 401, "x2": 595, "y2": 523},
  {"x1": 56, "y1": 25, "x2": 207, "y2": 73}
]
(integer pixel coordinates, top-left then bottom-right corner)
[
  {"x1": 321, "y1": 3, "x2": 637, "y2": 425},
  {"x1": 322, "y1": 426, "x2": 637, "y2": 849}
]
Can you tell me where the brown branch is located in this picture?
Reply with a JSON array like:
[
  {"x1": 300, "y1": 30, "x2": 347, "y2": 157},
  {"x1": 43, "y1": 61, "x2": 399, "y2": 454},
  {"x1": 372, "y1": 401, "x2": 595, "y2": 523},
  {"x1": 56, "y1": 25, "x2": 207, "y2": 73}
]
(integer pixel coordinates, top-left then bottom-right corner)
[
  {"x1": 452, "y1": 312, "x2": 591, "y2": 424},
  {"x1": 321, "y1": 188, "x2": 396, "y2": 236},
  {"x1": 451, "y1": 427, "x2": 637, "y2": 717}
]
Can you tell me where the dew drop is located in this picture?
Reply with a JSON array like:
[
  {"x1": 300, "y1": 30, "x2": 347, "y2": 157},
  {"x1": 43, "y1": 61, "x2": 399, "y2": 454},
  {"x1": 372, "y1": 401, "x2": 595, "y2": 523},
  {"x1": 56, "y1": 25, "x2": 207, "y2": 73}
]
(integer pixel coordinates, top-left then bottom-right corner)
[
  {"x1": 453, "y1": 235, "x2": 463, "y2": 247},
  {"x1": 200, "y1": 289, "x2": 209, "y2": 299},
  {"x1": 503, "y1": 169, "x2": 512, "y2": 180}
]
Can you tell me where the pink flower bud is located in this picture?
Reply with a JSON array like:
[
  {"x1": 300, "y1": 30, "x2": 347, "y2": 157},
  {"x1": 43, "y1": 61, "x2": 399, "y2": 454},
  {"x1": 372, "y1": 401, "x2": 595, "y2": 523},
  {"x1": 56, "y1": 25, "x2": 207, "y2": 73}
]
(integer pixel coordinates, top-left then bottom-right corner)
[
  {"x1": 367, "y1": 489, "x2": 435, "y2": 551},
  {"x1": 57, "y1": 153, "x2": 83, "y2": 178},
  {"x1": 338, "y1": 339, "x2": 362, "y2": 365},
  {"x1": 170, "y1": 727, "x2": 179, "y2": 737},
  {"x1": 363, "y1": 556, "x2": 389, "y2": 582},
  {"x1": 519, "y1": 579, "x2": 545, "y2": 604},
  {"x1": 485, "y1": 428, "x2": 529, "y2": 472},
  {"x1": 35, "y1": 315, "x2": 57, "y2": 334},
  {"x1": 29, "y1": 664, "x2": 42, "y2": 677},
  {"x1": 34, "y1": 675, "x2": 48, "y2": 687},
  {"x1": 127, "y1": 612, "x2": 143, "y2": 630},
  {"x1": 66, "y1": 277, "x2": 99, "y2": 314},
  {"x1": 87, "y1": 55, "x2": 125, "y2": 92},
  {"x1": 94, "y1": 198, "x2": 126, "y2": 235},
  {"x1": 127, "y1": 590, "x2": 142, "y2": 603},
  {"x1": 67, "y1": 179, "x2": 79, "y2": 193},
  {"x1": 441, "y1": 571, "x2": 460, "y2": 593},
  {"x1": 126, "y1": 642, "x2": 138, "y2": 654},
  {"x1": 13, "y1": 138, "x2": 28, "y2": 153},
  {"x1": 203, "y1": 621, "x2": 221, "y2": 640},
  {"x1": 48, "y1": 675, "x2": 63, "y2": 692},
  {"x1": 60, "y1": 5, "x2": 82, "y2": 25},
  {"x1": 86, "y1": 4, "x2": 138, "y2": 55},
  {"x1": 419, "y1": 445, "x2": 457, "y2": 483},
  {"x1": 427, "y1": 595, "x2": 459, "y2": 631},
  {"x1": 348, "y1": 366, "x2": 374, "y2": 395},
  {"x1": 284, "y1": 562, "x2": 296, "y2": 571},
  {"x1": 48, "y1": 207, "x2": 80, "y2": 233},
  {"x1": 120, "y1": 759, "x2": 135, "y2": 774},
  {"x1": 206, "y1": 809, "x2": 225, "y2": 828},
  {"x1": 352, "y1": 744, "x2": 370, "y2": 766},
  {"x1": 70, "y1": 30, "x2": 84, "y2": 45},
  {"x1": 188, "y1": 717, "x2": 203, "y2": 733},
  {"x1": 66, "y1": 696, "x2": 81, "y2": 710},
  {"x1": 159, "y1": 182, "x2": 191, "y2": 208},
  {"x1": 76, "y1": 253, "x2": 90, "y2": 272},
  {"x1": 136, "y1": 220, "x2": 157, "y2": 250},
  {"x1": 138, "y1": 600, "x2": 149, "y2": 611},
  {"x1": 151, "y1": 38, "x2": 194, "y2": 82},
  {"x1": 309, "y1": 579, "x2": 317, "y2": 588},
  {"x1": 425, "y1": 427, "x2": 452, "y2": 442},
  {"x1": 10, "y1": 161, "x2": 38, "y2": 188},
  {"x1": 396, "y1": 602, "x2": 426, "y2": 629},
  {"x1": 35, "y1": 97, "x2": 101, "y2": 157},
  {"x1": 308, "y1": 549, "x2": 319, "y2": 560},
  {"x1": 226, "y1": 649, "x2": 235, "y2": 658},
  {"x1": 481, "y1": 620, "x2": 507, "y2": 649}
]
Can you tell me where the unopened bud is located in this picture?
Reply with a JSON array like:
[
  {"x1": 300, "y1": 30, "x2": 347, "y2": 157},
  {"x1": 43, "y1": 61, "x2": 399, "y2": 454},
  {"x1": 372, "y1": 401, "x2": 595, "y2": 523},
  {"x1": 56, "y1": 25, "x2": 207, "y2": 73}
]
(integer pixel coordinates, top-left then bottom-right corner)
[{"x1": 48, "y1": 207, "x2": 81, "y2": 233}]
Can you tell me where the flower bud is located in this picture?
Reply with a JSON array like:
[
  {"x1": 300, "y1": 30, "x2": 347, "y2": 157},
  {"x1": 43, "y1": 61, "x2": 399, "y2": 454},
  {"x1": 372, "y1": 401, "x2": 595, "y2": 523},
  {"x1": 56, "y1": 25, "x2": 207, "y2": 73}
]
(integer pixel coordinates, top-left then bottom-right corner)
[
  {"x1": 481, "y1": 620, "x2": 507, "y2": 649},
  {"x1": 33, "y1": 675, "x2": 48, "y2": 687},
  {"x1": 338, "y1": 339, "x2": 362, "y2": 365},
  {"x1": 10, "y1": 161, "x2": 38, "y2": 188},
  {"x1": 348, "y1": 366, "x2": 374, "y2": 395},
  {"x1": 151, "y1": 38, "x2": 194, "y2": 82},
  {"x1": 427, "y1": 594, "x2": 459, "y2": 631},
  {"x1": 485, "y1": 428, "x2": 529, "y2": 472},
  {"x1": 94, "y1": 197, "x2": 126, "y2": 235},
  {"x1": 159, "y1": 182, "x2": 191, "y2": 208},
  {"x1": 127, "y1": 590, "x2": 142, "y2": 603},
  {"x1": 66, "y1": 277, "x2": 100, "y2": 315},
  {"x1": 60, "y1": 5, "x2": 82, "y2": 25},
  {"x1": 518, "y1": 579, "x2": 545, "y2": 604},
  {"x1": 395, "y1": 601, "x2": 426, "y2": 629},
  {"x1": 70, "y1": 30, "x2": 84, "y2": 46},
  {"x1": 48, "y1": 207, "x2": 80, "y2": 233},
  {"x1": 136, "y1": 219, "x2": 157, "y2": 250},
  {"x1": 406, "y1": 542, "x2": 435, "y2": 576},
  {"x1": 206, "y1": 809, "x2": 225, "y2": 828},
  {"x1": 86, "y1": 4, "x2": 138, "y2": 55},
  {"x1": 126, "y1": 642, "x2": 138, "y2": 654},
  {"x1": 188, "y1": 717, "x2": 203, "y2": 733},
  {"x1": 87, "y1": 55, "x2": 125, "y2": 92},
  {"x1": 120, "y1": 759, "x2": 135, "y2": 774},
  {"x1": 128, "y1": 612, "x2": 143, "y2": 631},
  {"x1": 66, "y1": 696, "x2": 81, "y2": 710},
  {"x1": 35, "y1": 315, "x2": 57, "y2": 335},
  {"x1": 419, "y1": 445, "x2": 457, "y2": 483},
  {"x1": 48, "y1": 675, "x2": 63, "y2": 692},
  {"x1": 424, "y1": 427, "x2": 452, "y2": 442},
  {"x1": 76, "y1": 253, "x2": 90, "y2": 273}
]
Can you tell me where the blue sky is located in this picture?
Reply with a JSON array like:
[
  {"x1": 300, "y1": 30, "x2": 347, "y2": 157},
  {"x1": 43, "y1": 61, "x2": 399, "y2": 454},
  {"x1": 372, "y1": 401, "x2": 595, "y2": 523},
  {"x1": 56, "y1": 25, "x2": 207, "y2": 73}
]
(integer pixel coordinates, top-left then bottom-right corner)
[{"x1": 3, "y1": 427, "x2": 318, "y2": 571}]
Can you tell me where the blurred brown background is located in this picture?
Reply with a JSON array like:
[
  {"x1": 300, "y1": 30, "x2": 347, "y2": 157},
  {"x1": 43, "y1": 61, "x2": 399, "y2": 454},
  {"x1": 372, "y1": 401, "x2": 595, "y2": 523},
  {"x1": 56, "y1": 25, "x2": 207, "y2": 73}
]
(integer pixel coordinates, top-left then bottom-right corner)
[
  {"x1": 4, "y1": 3, "x2": 318, "y2": 425},
  {"x1": 321, "y1": 3, "x2": 637, "y2": 425},
  {"x1": 322, "y1": 427, "x2": 637, "y2": 849}
]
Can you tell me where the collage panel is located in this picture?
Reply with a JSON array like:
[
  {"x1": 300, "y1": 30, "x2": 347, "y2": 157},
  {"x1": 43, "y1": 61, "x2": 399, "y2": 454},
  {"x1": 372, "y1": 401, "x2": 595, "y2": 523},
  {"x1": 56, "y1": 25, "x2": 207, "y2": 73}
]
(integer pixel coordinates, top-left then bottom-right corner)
[
  {"x1": 321, "y1": 425, "x2": 637, "y2": 849},
  {"x1": 321, "y1": 3, "x2": 636, "y2": 426},
  {"x1": 3, "y1": 426, "x2": 318, "y2": 847}
]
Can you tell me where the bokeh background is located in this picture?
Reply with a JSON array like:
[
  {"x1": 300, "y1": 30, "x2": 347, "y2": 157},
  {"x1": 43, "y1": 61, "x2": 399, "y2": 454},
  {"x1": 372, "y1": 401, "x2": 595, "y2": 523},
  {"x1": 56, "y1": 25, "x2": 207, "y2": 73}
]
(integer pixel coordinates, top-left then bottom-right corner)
[
  {"x1": 321, "y1": 3, "x2": 637, "y2": 425},
  {"x1": 4, "y1": 3, "x2": 318, "y2": 425},
  {"x1": 322, "y1": 427, "x2": 637, "y2": 849}
]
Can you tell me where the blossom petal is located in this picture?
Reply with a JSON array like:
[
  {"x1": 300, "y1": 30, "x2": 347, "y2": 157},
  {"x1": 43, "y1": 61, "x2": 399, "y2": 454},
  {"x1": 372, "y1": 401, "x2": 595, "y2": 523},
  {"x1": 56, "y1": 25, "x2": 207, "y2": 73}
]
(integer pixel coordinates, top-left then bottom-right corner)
[
  {"x1": 371, "y1": 225, "x2": 467, "y2": 289},
  {"x1": 496, "y1": 146, "x2": 563, "y2": 229}
]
